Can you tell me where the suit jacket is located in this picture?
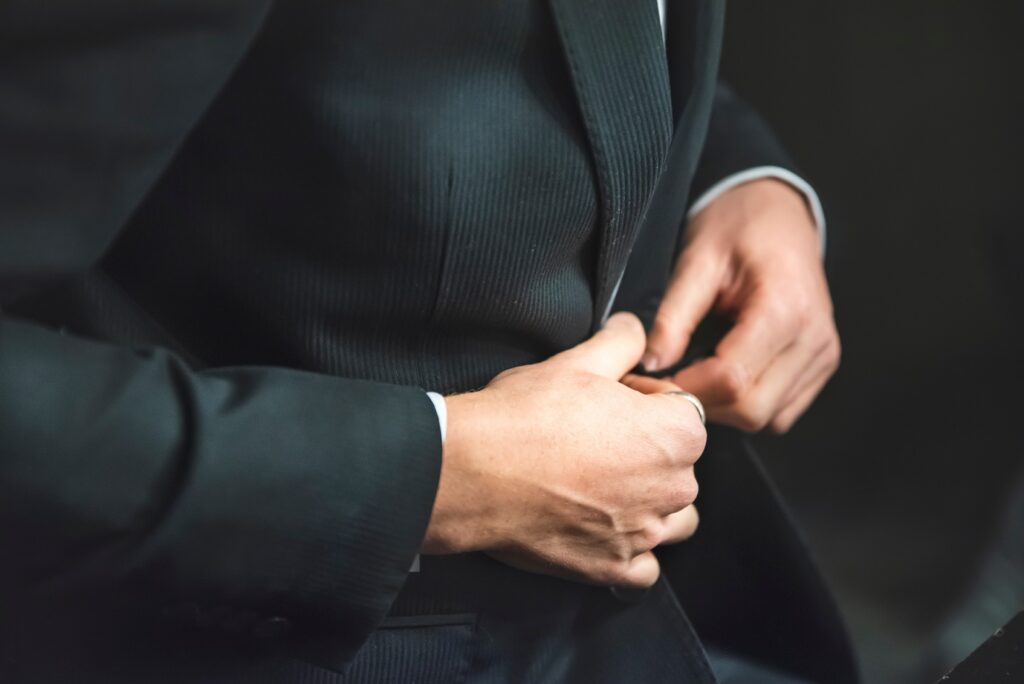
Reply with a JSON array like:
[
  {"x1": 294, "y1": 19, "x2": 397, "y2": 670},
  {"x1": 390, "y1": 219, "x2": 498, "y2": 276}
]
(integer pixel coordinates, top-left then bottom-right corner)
[{"x1": 0, "y1": 1, "x2": 857, "y2": 682}]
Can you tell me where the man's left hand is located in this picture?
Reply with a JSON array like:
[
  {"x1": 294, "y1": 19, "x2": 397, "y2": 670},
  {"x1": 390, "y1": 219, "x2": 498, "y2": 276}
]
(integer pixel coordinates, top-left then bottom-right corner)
[{"x1": 642, "y1": 178, "x2": 840, "y2": 433}]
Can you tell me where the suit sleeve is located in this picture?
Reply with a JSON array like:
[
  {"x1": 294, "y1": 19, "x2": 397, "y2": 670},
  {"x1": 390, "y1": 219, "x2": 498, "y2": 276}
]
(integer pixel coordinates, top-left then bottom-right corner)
[
  {"x1": 688, "y1": 82, "x2": 804, "y2": 205},
  {"x1": 0, "y1": 0, "x2": 442, "y2": 656}
]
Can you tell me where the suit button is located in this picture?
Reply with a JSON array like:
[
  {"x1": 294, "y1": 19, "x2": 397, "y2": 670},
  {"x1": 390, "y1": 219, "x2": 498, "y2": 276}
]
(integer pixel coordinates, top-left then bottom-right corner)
[{"x1": 251, "y1": 616, "x2": 291, "y2": 640}]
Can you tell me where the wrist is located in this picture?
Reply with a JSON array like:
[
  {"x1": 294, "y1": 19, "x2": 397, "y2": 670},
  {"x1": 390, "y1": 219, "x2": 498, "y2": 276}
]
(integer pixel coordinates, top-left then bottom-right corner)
[
  {"x1": 422, "y1": 391, "x2": 497, "y2": 555},
  {"x1": 749, "y1": 177, "x2": 817, "y2": 224}
]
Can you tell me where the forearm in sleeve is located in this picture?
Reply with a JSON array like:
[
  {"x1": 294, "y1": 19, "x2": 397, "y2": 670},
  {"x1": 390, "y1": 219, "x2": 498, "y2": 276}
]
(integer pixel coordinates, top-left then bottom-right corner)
[{"x1": 0, "y1": 315, "x2": 441, "y2": 653}]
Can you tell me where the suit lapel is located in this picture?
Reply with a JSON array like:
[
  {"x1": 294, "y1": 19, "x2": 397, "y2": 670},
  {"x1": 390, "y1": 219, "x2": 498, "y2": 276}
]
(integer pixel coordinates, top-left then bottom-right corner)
[
  {"x1": 548, "y1": 0, "x2": 673, "y2": 327},
  {"x1": 612, "y1": 0, "x2": 725, "y2": 321}
]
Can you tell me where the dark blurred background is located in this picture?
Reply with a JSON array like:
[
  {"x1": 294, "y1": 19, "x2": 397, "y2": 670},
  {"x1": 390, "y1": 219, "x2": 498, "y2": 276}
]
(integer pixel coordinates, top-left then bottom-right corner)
[{"x1": 721, "y1": 2, "x2": 1024, "y2": 682}]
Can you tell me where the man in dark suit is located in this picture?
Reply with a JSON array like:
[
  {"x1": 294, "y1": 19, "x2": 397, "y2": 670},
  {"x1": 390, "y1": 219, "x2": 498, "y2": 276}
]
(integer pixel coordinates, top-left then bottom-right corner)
[{"x1": 0, "y1": 1, "x2": 855, "y2": 682}]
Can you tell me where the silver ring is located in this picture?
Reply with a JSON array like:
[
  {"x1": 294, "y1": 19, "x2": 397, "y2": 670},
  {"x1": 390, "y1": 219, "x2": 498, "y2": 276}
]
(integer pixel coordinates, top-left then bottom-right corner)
[{"x1": 663, "y1": 390, "x2": 706, "y2": 425}]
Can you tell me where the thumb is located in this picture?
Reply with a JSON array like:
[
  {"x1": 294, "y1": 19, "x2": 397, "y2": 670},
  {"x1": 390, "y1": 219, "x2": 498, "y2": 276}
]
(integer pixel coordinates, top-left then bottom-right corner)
[
  {"x1": 550, "y1": 311, "x2": 646, "y2": 379},
  {"x1": 643, "y1": 249, "x2": 725, "y2": 372}
]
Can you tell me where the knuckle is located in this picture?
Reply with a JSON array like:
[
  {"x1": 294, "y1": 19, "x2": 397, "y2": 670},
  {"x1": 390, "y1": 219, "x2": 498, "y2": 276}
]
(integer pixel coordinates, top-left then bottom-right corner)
[
  {"x1": 675, "y1": 473, "x2": 699, "y2": 508},
  {"x1": 768, "y1": 415, "x2": 792, "y2": 435},
  {"x1": 652, "y1": 311, "x2": 682, "y2": 341},
  {"x1": 677, "y1": 425, "x2": 707, "y2": 466},
  {"x1": 637, "y1": 520, "x2": 664, "y2": 550},
  {"x1": 731, "y1": 390, "x2": 773, "y2": 430},
  {"x1": 664, "y1": 483, "x2": 691, "y2": 511},
  {"x1": 734, "y1": 403, "x2": 771, "y2": 432},
  {"x1": 665, "y1": 489, "x2": 689, "y2": 512},
  {"x1": 601, "y1": 560, "x2": 633, "y2": 586},
  {"x1": 825, "y1": 337, "x2": 842, "y2": 369},
  {"x1": 691, "y1": 422, "x2": 708, "y2": 456},
  {"x1": 765, "y1": 293, "x2": 801, "y2": 326},
  {"x1": 718, "y1": 360, "x2": 751, "y2": 401},
  {"x1": 812, "y1": 320, "x2": 840, "y2": 352},
  {"x1": 653, "y1": 309, "x2": 675, "y2": 331},
  {"x1": 790, "y1": 294, "x2": 815, "y2": 326},
  {"x1": 664, "y1": 418, "x2": 706, "y2": 467}
]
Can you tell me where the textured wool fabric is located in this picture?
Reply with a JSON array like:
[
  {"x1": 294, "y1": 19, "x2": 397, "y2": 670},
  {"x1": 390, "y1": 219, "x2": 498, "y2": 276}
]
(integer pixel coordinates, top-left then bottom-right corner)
[
  {"x1": 0, "y1": 1, "x2": 857, "y2": 682},
  {"x1": 103, "y1": 0, "x2": 672, "y2": 395}
]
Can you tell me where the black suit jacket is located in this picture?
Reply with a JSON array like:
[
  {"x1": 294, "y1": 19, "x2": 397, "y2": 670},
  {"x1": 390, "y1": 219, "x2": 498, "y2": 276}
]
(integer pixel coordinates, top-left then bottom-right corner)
[{"x1": 0, "y1": 1, "x2": 856, "y2": 682}]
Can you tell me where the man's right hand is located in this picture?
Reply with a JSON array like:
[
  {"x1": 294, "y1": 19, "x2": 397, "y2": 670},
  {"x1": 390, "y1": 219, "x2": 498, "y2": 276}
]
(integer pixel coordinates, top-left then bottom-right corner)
[{"x1": 422, "y1": 312, "x2": 706, "y2": 589}]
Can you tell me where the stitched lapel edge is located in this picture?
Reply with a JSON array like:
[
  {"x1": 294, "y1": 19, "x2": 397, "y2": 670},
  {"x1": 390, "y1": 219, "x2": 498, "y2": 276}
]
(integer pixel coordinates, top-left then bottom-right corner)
[
  {"x1": 548, "y1": 0, "x2": 673, "y2": 327},
  {"x1": 614, "y1": 0, "x2": 726, "y2": 319}
]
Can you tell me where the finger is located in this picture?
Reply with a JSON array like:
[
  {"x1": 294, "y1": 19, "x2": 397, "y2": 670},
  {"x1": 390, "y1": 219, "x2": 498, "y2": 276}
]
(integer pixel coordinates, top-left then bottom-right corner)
[
  {"x1": 621, "y1": 376, "x2": 707, "y2": 433},
  {"x1": 670, "y1": 357, "x2": 744, "y2": 405},
  {"x1": 621, "y1": 374, "x2": 681, "y2": 395},
  {"x1": 618, "y1": 551, "x2": 661, "y2": 589},
  {"x1": 768, "y1": 362, "x2": 835, "y2": 434},
  {"x1": 777, "y1": 326, "x2": 841, "y2": 411},
  {"x1": 551, "y1": 311, "x2": 646, "y2": 379},
  {"x1": 643, "y1": 248, "x2": 726, "y2": 372},
  {"x1": 661, "y1": 505, "x2": 700, "y2": 545},
  {"x1": 773, "y1": 347, "x2": 831, "y2": 418},
  {"x1": 701, "y1": 339, "x2": 811, "y2": 432},
  {"x1": 672, "y1": 295, "x2": 799, "y2": 405}
]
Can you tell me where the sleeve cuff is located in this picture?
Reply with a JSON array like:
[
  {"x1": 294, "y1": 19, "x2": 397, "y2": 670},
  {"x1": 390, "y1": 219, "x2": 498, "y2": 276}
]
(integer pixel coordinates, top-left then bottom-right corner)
[
  {"x1": 686, "y1": 165, "x2": 827, "y2": 256},
  {"x1": 426, "y1": 391, "x2": 447, "y2": 443}
]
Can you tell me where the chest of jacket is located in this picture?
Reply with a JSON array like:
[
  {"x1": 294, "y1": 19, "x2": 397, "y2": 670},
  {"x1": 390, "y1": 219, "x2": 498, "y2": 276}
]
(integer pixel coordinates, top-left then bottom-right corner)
[{"x1": 99, "y1": 0, "x2": 671, "y2": 392}]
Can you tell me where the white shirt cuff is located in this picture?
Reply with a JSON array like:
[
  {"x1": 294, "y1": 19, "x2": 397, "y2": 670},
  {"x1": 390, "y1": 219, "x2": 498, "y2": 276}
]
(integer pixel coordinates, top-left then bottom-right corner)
[
  {"x1": 426, "y1": 391, "x2": 447, "y2": 443},
  {"x1": 687, "y1": 165, "x2": 827, "y2": 256},
  {"x1": 413, "y1": 391, "x2": 447, "y2": 574}
]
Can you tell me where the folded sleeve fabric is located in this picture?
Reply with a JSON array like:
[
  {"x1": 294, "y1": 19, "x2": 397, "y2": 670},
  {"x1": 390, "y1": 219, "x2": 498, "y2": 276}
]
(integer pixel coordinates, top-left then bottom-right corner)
[{"x1": 688, "y1": 83, "x2": 826, "y2": 253}]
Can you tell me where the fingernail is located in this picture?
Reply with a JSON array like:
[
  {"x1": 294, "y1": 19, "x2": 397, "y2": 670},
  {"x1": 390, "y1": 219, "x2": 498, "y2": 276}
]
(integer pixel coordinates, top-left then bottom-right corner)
[{"x1": 641, "y1": 352, "x2": 659, "y2": 372}]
